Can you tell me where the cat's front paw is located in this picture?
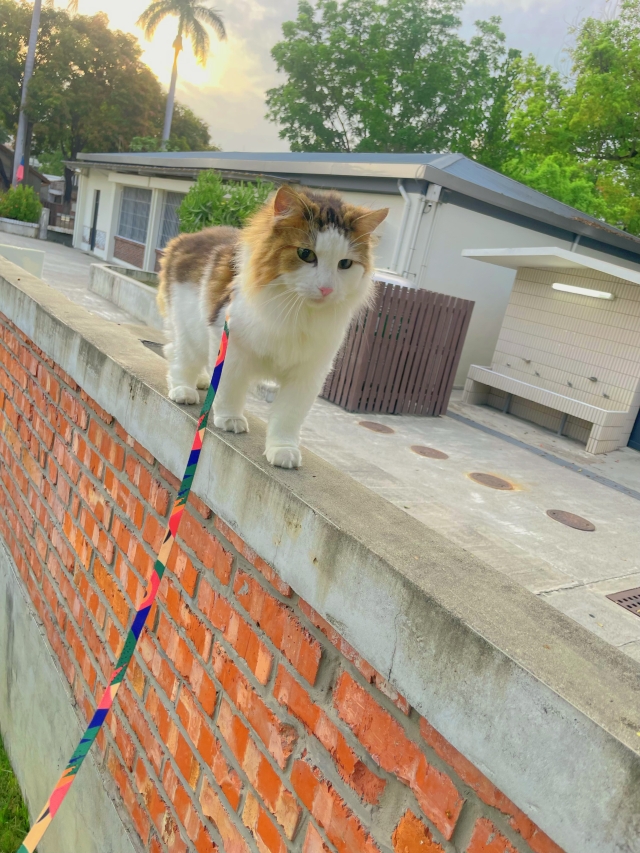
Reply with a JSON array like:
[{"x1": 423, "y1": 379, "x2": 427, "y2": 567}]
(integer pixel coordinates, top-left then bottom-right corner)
[
  {"x1": 266, "y1": 444, "x2": 302, "y2": 469},
  {"x1": 196, "y1": 372, "x2": 211, "y2": 390},
  {"x1": 168, "y1": 385, "x2": 200, "y2": 405},
  {"x1": 214, "y1": 414, "x2": 249, "y2": 434}
]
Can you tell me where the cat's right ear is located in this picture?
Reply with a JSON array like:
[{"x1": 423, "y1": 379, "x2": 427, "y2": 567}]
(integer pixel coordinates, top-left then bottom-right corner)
[{"x1": 273, "y1": 185, "x2": 302, "y2": 219}]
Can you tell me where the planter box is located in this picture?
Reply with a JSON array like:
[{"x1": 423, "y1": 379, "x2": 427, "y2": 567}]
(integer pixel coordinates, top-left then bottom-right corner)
[
  {"x1": 89, "y1": 263, "x2": 163, "y2": 330},
  {"x1": 0, "y1": 216, "x2": 39, "y2": 239}
]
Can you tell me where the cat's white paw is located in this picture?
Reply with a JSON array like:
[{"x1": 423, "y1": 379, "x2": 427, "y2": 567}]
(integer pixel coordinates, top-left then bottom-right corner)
[
  {"x1": 266, "y1": 444, "x2": 302, "y2": 469},
  {"x1": 254, "y1": 381, "x2": 279, "y2": 403},
  {"x1": 214, "y1": 414, "x2": 249, "y2": 434},
  {"x1": 168, "y1": 385, "x2": 200, "y2": 405},
  {"x1": 196, "y1": 373, "x2": 211, "y2": 390}
]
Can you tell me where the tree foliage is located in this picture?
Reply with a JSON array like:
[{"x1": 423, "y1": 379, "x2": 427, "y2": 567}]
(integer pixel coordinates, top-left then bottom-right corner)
[
  {"x1": 178, "y1": 171, "x2": 274, "y2": 232},
  {"x1": 266, "y1": 0, "x2": 519, "y2": 162},
  {"x1": 0, "y1": 0, "x2": 213, "y2": 195}
]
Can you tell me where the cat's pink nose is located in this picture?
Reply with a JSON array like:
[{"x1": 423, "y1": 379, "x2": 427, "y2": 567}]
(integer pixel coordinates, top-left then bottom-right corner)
[{"x1": 319, "y1": 286, "x2": 333, "y2": 297}]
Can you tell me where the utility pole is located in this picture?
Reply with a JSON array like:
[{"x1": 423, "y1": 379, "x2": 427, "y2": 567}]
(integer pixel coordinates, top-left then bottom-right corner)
[{"x1": 13, "y1": 0, "x2": 42, "y2": 186}]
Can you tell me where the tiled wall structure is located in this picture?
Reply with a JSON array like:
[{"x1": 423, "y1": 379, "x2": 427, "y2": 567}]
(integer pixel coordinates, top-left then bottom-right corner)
[
  {"x1": 464, "y1": 266, "x2": 640, "y2": 452},
  {"x1": 0, "y1": 311, "x2": 565, "y2": 853}
]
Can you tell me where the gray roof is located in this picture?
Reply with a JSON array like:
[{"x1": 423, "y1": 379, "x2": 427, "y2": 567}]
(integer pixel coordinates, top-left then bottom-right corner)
[{"x1": 75, "y1": 150, "x2": 640, "y2": 259}]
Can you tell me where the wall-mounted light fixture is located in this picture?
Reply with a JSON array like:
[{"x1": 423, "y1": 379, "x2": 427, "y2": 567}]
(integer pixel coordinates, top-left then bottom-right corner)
[{"x1": 552, "y1": 282, "x2": 615, "y2": 300}]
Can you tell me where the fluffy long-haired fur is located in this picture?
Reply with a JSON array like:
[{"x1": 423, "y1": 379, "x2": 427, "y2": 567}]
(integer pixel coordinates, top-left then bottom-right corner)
[{"x1": 158, "y1": 184, "x2": 388, "y2": 468}]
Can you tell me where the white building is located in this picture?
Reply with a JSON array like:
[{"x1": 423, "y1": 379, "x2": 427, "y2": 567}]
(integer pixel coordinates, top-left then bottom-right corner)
[{"x1": 71, "y1": 151, "x2": 640, "y2": 385}]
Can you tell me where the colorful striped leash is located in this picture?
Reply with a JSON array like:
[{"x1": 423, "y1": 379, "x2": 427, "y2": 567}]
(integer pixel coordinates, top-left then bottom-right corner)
[{"x1": 18, "y1": 320, "x2": 230, "y2": 853}]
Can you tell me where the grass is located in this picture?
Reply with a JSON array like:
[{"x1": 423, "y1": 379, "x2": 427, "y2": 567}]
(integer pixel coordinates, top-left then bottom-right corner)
[{"x1": 0, "y1": 731, "x2": 29, "y2": 853}]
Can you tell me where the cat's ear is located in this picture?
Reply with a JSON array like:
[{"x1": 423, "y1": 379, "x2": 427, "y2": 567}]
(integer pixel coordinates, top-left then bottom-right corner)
[
  {"x1": 273, "y1": 185, "x2": 304, "y2": 219},
  {"x1": 353, "y1": 207, "x2": 389, "y2": 235}
]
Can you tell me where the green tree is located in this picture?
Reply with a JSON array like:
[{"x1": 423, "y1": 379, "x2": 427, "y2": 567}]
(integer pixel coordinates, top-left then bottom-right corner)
[
  {"x1": 503, "y1": 0, "x2": 640, "y2": 233},
  {"x1": 137, "y1": 0, "x2": 226, "y2": 147},
  {"x1": 266, "y1": 0, "x2": 518, "y2": 161}
]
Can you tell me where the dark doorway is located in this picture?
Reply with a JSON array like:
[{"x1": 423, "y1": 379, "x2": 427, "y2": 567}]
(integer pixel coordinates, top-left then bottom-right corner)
[
  {"x1": 629, "y1": 408, "x2": 640, "y2": 451},
  {"x1": 90, "y1": 190, "x2": 101, "y2": 251}
]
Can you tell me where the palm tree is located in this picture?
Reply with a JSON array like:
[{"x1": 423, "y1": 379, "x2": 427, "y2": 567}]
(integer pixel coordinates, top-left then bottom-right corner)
[
  {"x1": 12, "y1": 0, "x2": 79, "y2": 185},
  {"x1": 137, "y1": 0, "x2": 226, "y2": 148}
]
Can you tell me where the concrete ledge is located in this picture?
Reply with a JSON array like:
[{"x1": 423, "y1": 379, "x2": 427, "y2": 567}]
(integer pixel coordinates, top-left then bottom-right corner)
[
  {"x1": 0, "y1": 540, "x2": 140, "y2": 853},
  {"x1": 88, "y1": 262, "x2": 163, "y2": 329},
  {"x1": 2, "y1": 257, "x2": 640, "y2": 853},
  {"x1": 0, "y1": 216, "x2": 39, "y2": 239}
]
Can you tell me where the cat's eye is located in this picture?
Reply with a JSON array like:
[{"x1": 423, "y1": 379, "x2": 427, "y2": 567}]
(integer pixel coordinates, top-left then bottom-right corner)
[
  {"x1": 297, "y1": 247, "x2": 317, "y2": 264},
  {"x1": 338, "y1": 259, "x2": 353, "y2": 270}
]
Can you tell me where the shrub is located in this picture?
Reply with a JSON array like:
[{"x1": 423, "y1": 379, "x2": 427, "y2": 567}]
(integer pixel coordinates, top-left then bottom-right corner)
[
  {"x1": 0, "y1": 184, "x2": 42, "y2": 224},
  {"x1": 178, "y1": 170, "x2": 274, "y2": 233}
]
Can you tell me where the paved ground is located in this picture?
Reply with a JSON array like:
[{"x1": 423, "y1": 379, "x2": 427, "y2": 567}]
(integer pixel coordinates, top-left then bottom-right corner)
[
  {"x1": 0, "y1": 233, "x2": 135, "y2": 324},
  {"x1": 5, "y1": 235, "x2": 640, "y2": 660}
]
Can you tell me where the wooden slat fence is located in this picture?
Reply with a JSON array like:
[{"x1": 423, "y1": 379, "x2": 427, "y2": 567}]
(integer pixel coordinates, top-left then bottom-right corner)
[{"x1": 322, "y1": 281, "x2": 474, "y2": 415}]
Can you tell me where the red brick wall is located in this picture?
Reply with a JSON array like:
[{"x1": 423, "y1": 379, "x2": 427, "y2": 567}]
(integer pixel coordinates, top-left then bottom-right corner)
[
  {"x1": 114, "y1": 235, "x2": 145, "y2": 269},
  {"x1": 0, "y1": 311, "x2": 565, "y2": 853}
]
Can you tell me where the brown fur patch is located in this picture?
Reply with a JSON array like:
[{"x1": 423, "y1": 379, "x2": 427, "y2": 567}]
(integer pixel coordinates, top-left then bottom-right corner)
[
  {"x1": 241, "y1": 186, "x2": 388, "y2": 295},
  {"x1": 157, "y1": 226, "x2": 239, "y2": 317}
]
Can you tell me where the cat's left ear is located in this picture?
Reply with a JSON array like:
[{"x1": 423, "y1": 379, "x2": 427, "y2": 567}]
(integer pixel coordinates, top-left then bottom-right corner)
[
  {"x1": 353, "y1": 207, "x2": 389, "y2": 235},
  {"x1": 272, "y1": 185, "x2": 304, "y2": 219}
]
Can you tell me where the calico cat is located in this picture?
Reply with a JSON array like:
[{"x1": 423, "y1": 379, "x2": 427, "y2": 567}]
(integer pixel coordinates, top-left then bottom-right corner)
[{"x1": 158, "y1": 184, "x2": 388, "y2": 468}]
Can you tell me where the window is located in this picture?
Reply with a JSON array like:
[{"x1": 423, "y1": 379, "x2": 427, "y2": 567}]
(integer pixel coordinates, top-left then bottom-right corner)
[
  {"x1": 158, "y1": 192, "x2": 184, "y2": 249},
  {"x1": 117, "y1": 187, "x2": 152, "y2": 244}
]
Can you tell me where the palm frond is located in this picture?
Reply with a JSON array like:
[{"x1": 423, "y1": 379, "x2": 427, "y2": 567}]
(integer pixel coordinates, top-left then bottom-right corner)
[
  {"x1": 136, "y1": 0, "x2": 177, "y2": 39},
  {"x1": 67, "y1": 0, "x2": 79, "y2": 12},
  {"x1": 193, "y1": 5, "x2": 226, "y2": 40},
  {"x1": 185, "y1": 17, "x2": 210, "y2": 65}
]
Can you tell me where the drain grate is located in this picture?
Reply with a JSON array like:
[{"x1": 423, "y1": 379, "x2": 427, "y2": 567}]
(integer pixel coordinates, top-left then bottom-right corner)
[
  {"x1": 469, "y1": 472, "x2": 514, "y2": 491},
  {"x1": 546, "y1": 510, "x2": 595, "y2": 531},
  {"x1": 411, "y1": 446, "x2": 449, "y2": 460},
  {"x1": 607, "y1": 588, "x2": 640, "y2": 616},
  {"x1": 359, "y1": 421, "x2": 395, "y2": 434}
]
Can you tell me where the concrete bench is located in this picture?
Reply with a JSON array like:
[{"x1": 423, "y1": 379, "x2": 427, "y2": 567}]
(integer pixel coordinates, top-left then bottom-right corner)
[{"x1": 464, "y1": 365, "x2": 634, "y2": 454}]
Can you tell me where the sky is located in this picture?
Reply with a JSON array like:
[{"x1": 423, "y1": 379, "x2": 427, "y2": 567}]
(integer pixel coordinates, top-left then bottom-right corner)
[{"x1": 78, "y1": 0, "x2": 615, "y2": 153}]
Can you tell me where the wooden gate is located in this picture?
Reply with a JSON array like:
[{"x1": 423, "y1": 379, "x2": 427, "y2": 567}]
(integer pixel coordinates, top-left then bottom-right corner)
[{"x1": 322, "y1": 281, "x2": 474, "y2": 415}]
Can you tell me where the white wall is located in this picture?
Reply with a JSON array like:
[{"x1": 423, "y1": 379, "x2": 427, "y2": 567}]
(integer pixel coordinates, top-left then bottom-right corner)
[{"x1": 73, "y1": 169, "x2": 117, "y2": 262}]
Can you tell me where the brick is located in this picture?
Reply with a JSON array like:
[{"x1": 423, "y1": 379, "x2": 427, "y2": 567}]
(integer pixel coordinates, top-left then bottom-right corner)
[
  {"x1": 167, "y1": 545, "x2": 198, "y2": 597},
  {"x1": 418, "y1": 719, "x2": 565, "y2": 853},
  {"x1": 107, "y1": 748, "x2": 151, "y2": 845},
  {"x1": 60, "y1": 388, "x2": 88, "y2": 428},
  {"x1": 126, "y1": 454, "x2": 170, "y2": 516},
  {"x1": 198, "y1": 579, "x2": 273, "y2": 684},
  {"x1": 179, "y1": 511, "x2": 233, "y2": 585},
  {"x1": 161, "y1": 584, "x2": 212, "y2": 661},
  {"x1": 119, "y1": 684, "x2": 165, "y2": 774},
  {"x1": 291, "y1": 759, "x2": 380, "y2": 853},
  {"x1": 212, "y1": 644, "x2": 297, "y2": 769},
  {"x1": 139, "y1": 633, "x2": 179, "y2": 702},
  {"x1": 215, "y1": 516, "x2": 291, "y2": 596},
  {"x1": 303, "y1": 824, "x2": 332, "y2": 853},
  {"x1": 115, "y1": 423, "x2": 155, "y2": 464},
  {"x1": 88, "y1": 419, "x2": 125, "y2": 469},
  {"x1": 159, "y1": 463, "x2": 181, "y2": 491},
  {"x1": 79, "y1": 508, "x2": 115, "y2": 565},
  {"x1": 78, "y1": 473, "x2": 112, "y2": 526},
  {"x1": 105, "y1": 467, "x2": 145, "y2": 528},
  {"x1": 188, "y1": 492, "x2": 213, "y2": 520},
  {"x1": 164, "y1": 761, "x2": 203, "y2": 839},
  {"x1": 156, "y1": 614, "x2": 217, "y2": 714},
  {"x1": 301, "y1": 601, "x2": 410, "y2": 714},
  {"x1": 199, "y1": 776, "x2": 251, "y2": 853},
  {"x1": 143, "y1": 512, "x2": 167, "y2": 553},
  {"x1": 63, "y1": 512, "x2": 93, "y2": 568},
  {"x1": 334, "y1": 673, "x2": 463, "y2": 840},
  {"x1": 194, "y1": 821, "x2": 219, "y2": 853},
  {"x1": 80, "y1": 389, "x2": 114, "y2": 424},
  {"x1": 176, "y1": 688, "x2": 243, "y2": 810},
  {"x1": 94, "y1": 558, "x2": 130, "y2": 627},
  {"x1": 242, "y1": 792, "x2": 287, "y2": 853},
  {"x1": 218, "y1": 700, "x2": 300, "y2": 839},
  {"x1": 116, "y1": 553, "x2": 146, "y2": 610},
  {"x1": 467, "y1": 819, "x2": 518, "y2": 853},
  {"x1": 392, "y1": 811, "x2": 445, "y2": 853},
  {"x1": 36, "y1": 362, "x2": 61, "y2": 403},
  {"x1": 234, "y1": 571, "x2": 321, "y2": 685},
  {"x1": 108, "y1": 711, "x2": 137, "y2": 771},
  {"x1": 274, "y1": 665, "x2": 385, "y2": 805},
  {"x1": 72, "y1": 433, "x2": 105, "y2": 478}
]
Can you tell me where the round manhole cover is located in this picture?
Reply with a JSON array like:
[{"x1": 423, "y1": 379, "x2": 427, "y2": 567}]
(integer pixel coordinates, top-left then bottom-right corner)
[
  {"x1": 469, "y1": 472, "x2": 514, "y2": 491},
  {"x1": 411, "y1": 445, "x2": 449, "y2": 460},
  {"x1": 358, "y1": 421, "x2": 395, "y2": 434},
  {"x1": 546, "y1": 510, "x2": 595, "y2": 531}
]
